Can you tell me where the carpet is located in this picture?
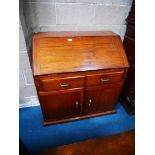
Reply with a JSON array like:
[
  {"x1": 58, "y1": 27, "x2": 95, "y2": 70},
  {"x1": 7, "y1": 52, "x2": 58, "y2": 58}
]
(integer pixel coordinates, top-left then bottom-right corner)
[{"x1": 19, "y1": 102, "x2": 135, "y2": 155}]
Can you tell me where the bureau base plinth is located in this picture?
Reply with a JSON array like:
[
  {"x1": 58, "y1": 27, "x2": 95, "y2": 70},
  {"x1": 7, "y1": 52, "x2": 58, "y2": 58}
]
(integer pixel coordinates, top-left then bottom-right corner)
[{"x1": 43, "y1": 109, "x2": 116, "y2": 126}]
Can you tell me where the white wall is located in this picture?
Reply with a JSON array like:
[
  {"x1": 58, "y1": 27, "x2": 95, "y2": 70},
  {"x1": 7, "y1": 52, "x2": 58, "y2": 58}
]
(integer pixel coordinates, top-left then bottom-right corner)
[
  {"x1": 19, "y1": 1, "x2": 39, "y2": 108},
  {"x1": 23, "y1": 0, "x2": 133, "y2": 39},
  {"x1": 19, "y1": 0, "x2": 133, "y2": 108}
]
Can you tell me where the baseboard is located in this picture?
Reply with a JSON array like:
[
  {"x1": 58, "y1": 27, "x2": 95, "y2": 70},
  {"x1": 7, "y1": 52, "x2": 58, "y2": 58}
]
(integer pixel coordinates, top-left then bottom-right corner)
[
  {"x1": 19, "y1": 96, "x2": 40, "y2": 108},
  {"x1": 19, "y1": 102, "x2": 40, "y2": 108}
]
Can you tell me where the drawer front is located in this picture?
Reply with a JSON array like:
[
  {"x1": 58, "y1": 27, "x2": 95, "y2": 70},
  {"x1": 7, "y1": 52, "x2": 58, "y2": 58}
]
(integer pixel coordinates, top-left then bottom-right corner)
[
  {"x1": 86, "y1": 72, "x2": 124, "y2": 86},
  {"x1": 39, "y1": 76, "x2": 85, "y2": 91}
]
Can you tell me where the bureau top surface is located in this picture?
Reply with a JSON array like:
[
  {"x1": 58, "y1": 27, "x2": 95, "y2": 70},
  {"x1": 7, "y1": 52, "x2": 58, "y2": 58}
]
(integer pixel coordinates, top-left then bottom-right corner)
[{"x1": 32, "y1": 31, "x2": 129, "y2": 76}]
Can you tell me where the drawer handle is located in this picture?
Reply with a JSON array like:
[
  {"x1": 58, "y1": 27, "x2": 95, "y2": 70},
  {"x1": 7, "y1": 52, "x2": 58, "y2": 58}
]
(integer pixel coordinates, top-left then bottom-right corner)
[
  {"x1": 60, "y1": 83, "x2": 69, "y2": 87},
  {"x1": 100, "y1": 78, "x2": 109, "y2": 82},
  {"x1": 75, "y1": 101, "x2": 79, "y2": 109}
]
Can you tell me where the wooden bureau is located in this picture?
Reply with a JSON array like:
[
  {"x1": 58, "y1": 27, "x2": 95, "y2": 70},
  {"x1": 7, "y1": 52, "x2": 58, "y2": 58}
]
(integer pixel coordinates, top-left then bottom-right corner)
[{"x1": 32, "y1": 31, "x2": 129, "y2": 126}]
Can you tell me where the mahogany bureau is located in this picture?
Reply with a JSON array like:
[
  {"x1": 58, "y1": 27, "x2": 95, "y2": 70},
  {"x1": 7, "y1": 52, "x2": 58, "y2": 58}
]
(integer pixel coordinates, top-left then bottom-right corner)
[{"x1": 32, "y1": 31, "x2": 129, "y2": 126}]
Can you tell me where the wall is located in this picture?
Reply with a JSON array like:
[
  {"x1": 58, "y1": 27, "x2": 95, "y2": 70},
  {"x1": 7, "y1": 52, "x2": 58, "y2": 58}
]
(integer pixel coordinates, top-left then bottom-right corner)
[
  {"x1": 23, "y1": 0, "x2": 133, "y2": 39},
  {"x1": 19, "y1": 0, "x2": 133, "y2": 108},
  {"x1": 19, "y1": 1, "x2": 39, "y2": 108}
]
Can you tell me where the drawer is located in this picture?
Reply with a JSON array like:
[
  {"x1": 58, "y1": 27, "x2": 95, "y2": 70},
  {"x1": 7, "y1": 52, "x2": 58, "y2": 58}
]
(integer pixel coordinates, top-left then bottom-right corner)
[
  {"x1": 86, "y1": 71, "x2": 124, "y2": 86},
  {"x1": 39, "y1": 76, "x2": 85, "y2": 91}
]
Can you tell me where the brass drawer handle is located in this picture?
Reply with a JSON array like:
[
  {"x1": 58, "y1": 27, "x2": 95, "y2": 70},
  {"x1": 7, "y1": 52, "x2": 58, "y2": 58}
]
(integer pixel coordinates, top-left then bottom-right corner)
[
  {"x1": 60, "y1": 83, "x2": 69, "y2": 87},
  {"x1": 100, "y1": 78, "x2": 109, "y2": 82}
]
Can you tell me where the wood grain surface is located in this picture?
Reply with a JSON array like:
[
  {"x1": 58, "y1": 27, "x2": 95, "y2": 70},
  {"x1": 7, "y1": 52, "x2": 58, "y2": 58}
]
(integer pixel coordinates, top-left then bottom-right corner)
[
  {"x1": 39, "y1": 130, "x2": 135, "y2": 155},
  {"x1": 32, "y1": 32, "x2": 129, "y2": 125},
  {"x1": 32, "y1": 31, "x2": 129, "y2": 76}
]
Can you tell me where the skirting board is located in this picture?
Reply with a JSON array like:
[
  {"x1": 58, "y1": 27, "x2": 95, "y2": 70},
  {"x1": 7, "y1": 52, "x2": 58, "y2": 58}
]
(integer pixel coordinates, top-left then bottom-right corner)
[
  {"x1": 19, "y1": 96, "x2": 40, "y2": 108},
  {"x1": 19, "y1": 102, "x2": 40, "y2": 108}
]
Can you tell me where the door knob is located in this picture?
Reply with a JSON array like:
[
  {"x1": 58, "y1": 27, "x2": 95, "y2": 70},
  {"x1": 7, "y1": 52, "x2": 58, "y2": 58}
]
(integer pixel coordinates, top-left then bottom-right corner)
[
  {"x1": 75, "y1": 101, "x2": 79, "y2": 109},
  {"x1": 88, "y1": 99, "x2": 92, "y2": 106}
]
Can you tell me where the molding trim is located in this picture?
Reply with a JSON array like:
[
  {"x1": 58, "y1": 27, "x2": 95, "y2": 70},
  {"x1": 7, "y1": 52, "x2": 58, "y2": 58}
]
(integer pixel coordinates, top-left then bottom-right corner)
[{"x1": 19, "y1": 101, "x2": 40, "y2": 108}]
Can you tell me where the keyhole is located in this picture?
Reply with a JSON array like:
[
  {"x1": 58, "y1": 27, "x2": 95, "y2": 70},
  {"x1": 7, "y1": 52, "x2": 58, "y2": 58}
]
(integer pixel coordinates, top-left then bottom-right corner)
[{"x1": 68, "y1": 38, "x2": 72, "y2": 42}]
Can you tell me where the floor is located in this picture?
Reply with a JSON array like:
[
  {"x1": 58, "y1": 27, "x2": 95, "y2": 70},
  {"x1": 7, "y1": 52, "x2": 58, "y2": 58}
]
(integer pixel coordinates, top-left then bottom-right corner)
[
  {"x1": 39, "y1": 130, "x2": 135, "y2": 155},
  {"x1": 19, "y1": 102, "x2": 135, "y2": 155}
]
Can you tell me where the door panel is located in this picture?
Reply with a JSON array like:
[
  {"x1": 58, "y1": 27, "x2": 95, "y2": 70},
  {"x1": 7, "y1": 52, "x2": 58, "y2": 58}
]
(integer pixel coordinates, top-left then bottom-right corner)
[
  {"x1": 39, "y1": 88, "x2": 83, "y2": 121},
  {"x1": 84, "y1": 83, "x2": 122, "y2": 115}
]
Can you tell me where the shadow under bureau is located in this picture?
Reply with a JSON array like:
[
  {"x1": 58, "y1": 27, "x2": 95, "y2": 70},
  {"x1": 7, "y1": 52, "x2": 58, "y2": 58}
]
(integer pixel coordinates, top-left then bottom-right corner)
[{"x1": 32, "y1": 31, "x2": 129, "y2": 126}]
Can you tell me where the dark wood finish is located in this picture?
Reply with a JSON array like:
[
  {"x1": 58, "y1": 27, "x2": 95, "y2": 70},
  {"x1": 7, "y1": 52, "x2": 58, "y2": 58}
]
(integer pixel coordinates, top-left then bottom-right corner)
[
  {"x1": 43, "y1": 110, "x2": 116, "y2": 126},
  {"x1": 84, "y1": 83, "x2": 123, "y2": 115},
  {"x1": 35, "y1": 69, "x2": 126, "y2": 81},
  {"x1": 32, "y1": 31, "x2": 129, "y2": 125},
  {"x1": 120, "y1": 1, "x2": 135, "y2": 115},
  {"x1": 85, "y1": 71, "x2": 124, "y2": 86},
  {"x1": 39, "y1": 130, "x2": 135, "y2": 155},
  {"x1": 39, "y1": 76, "x2": 85, "y2": 92},
  {"x1": 39, "y1": 88, "x2": 83, "y2": 121}
]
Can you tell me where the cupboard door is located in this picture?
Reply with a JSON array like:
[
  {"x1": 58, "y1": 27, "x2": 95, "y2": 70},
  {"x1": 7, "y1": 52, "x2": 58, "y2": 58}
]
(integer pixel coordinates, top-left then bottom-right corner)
[
  {"x1": 84, "y1": 83, "x2": 122, "y2": 115},
  {"x1": 39, "y1": 88, "x2": 83, "y2": 121}
]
